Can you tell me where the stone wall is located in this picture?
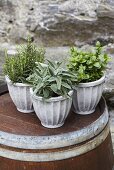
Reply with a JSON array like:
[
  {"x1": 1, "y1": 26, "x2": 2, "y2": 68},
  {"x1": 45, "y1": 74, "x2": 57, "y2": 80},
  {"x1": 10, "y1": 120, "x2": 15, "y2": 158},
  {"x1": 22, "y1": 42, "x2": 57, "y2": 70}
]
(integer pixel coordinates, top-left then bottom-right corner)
[{"x1": 0, "y1": 0, "x2": 114, "y2": 46}]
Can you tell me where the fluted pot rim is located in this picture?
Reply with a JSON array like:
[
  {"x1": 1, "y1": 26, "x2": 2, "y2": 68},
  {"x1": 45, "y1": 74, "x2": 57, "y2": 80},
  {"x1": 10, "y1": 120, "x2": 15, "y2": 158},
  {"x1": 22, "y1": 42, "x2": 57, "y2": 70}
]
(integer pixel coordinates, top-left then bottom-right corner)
[
  {"x1": 30, "y1": 88, "x2": 73, "y2": 102},
  {"x1": 75, "y1": 74, "x2": 105, "y2": 88},
  {"x1": 5, "y1": 75, "x2": 32, "y2": 87}
]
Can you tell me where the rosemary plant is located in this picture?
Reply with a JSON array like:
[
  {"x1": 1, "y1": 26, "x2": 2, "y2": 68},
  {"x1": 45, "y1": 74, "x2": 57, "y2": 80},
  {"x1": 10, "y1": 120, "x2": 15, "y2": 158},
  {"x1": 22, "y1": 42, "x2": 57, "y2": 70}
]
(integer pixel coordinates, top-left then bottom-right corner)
[{"x1": 3, "y1": 38, "x2": 45, "y2": 83}]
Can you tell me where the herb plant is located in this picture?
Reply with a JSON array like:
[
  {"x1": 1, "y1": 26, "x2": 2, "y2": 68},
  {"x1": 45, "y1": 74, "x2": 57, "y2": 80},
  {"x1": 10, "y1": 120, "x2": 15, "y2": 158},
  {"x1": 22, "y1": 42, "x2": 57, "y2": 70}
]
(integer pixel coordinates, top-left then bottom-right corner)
[
  {"x1": 67, "y1": 41, "x2": 110, "y2": 83},
  {"x1": 3, "y1": 38, "x2": 45, "y2": 83},
  {"x1": 27, "y1": 60, "x2": 77, "y2": 99}
]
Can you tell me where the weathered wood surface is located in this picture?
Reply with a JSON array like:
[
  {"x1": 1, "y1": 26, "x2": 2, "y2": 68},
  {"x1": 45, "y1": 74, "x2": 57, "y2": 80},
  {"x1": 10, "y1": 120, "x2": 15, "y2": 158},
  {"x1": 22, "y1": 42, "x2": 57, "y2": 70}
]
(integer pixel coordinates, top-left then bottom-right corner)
[
  {"x1": 0, "y1": 91, "x2": 113, "y2": 170},
  {"x1": 0, "y1": 93, "x2": 109, "y2": 149},
  {"x1": 0, "y1": 127, "x2": 113, "y2": 170},
  {"x1": 0, "y1": 123, "x2": 110, "y2": 162}
]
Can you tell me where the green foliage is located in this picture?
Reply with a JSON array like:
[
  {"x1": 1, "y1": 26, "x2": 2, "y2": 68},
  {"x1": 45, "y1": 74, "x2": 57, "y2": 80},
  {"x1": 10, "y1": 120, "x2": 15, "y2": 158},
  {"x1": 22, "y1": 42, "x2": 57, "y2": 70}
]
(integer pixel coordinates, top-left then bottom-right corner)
[
  {"x1": 67, "y1": 41, "x2": 110, "y2": 83},
  {"x1": 3, "y1": 37, "x2": 45, "y2": 83},
  {"x1": 27, "y1": 60, "x2": 77, "y2": 99}
]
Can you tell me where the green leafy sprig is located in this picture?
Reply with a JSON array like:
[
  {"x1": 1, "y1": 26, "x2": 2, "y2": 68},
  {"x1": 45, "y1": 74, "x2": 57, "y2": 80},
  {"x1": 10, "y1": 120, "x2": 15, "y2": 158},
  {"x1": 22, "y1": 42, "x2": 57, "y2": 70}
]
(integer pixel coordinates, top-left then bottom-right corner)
[{"x1": 67, "y1": 41, "x2": 110, "y2": 83}]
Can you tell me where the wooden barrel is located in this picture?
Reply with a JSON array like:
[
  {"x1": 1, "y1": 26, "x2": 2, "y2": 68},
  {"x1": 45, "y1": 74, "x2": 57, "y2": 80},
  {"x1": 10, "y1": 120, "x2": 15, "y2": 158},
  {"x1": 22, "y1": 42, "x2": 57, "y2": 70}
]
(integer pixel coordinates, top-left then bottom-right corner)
[{"x1": 0, "y1": 91, "x2": 113, "y2": 170}]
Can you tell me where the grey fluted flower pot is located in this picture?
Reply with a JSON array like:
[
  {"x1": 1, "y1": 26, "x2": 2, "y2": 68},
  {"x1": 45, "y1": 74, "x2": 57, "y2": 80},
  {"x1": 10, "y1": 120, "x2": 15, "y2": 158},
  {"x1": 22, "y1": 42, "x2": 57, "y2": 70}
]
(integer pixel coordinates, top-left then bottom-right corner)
[
  {"x1": 5, "y1": 76, "x2": 34, "y2": 113},
  {"x1": 30, "y1": 88, "x2": 73, "y2": 128},
  {"x1": 73, "y1": 75, "x2": 105, "y2": 115}
]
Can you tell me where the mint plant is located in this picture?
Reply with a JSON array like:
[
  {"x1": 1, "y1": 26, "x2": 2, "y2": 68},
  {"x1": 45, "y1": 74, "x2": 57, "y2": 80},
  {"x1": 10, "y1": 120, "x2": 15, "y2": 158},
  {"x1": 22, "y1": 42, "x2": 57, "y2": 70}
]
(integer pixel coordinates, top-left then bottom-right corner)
[
  {"x1": 67, "y1": 41, "x2": 110, "y2": 83},
  {"x1": 3, "y1": 37, "x2": 45, "y2": 83},
  {"x1": 27, "y1": 61, "x2": 77, "y2": 99}
]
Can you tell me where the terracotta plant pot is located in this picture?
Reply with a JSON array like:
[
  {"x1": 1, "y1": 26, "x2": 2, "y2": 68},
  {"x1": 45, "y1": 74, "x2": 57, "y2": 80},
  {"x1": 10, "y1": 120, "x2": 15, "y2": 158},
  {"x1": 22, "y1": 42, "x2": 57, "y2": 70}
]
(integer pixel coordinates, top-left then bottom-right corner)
[
  {"x1": 73, "y1": 75, "x2": 105, "y2": 115},
  {"x1": 5, "y1": 76, "x2": 34, "y2": 113},
  {"x1": 30, "y1": 88, "x2": 73, "y2": 128}
]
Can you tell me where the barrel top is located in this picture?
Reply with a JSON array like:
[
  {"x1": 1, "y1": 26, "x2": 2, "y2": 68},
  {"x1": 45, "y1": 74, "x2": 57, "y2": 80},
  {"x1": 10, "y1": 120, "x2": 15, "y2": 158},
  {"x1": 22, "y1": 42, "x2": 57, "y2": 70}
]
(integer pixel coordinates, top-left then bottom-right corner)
[
  {"x1": 0, "y1": 92, "x2": 108, "y2": 149},
  {"x1": 0, "y1": 93, "x2": 105, "y2": 136}
]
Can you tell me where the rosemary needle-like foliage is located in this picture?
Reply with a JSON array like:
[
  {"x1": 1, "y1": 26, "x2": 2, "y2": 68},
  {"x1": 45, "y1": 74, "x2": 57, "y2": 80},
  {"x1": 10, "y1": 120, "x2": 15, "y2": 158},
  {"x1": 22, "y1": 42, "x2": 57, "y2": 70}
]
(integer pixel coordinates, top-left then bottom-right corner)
[{"x1": 3, "y1": 38, "x2": 45, "y2": 83}]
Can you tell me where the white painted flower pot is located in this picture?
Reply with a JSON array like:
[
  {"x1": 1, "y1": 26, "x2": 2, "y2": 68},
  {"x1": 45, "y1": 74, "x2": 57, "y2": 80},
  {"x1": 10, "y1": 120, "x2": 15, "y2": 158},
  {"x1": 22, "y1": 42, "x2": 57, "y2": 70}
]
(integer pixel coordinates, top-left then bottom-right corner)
[
  {"x1": 30, "y1": 88, "x2": 73, "y2": 128},
  {"x1": 5, "y1": 76, "x2": 34, "y2": 113},
  {"x1": 73, "y1": 75, "x2": 105, "y2": 115}
]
